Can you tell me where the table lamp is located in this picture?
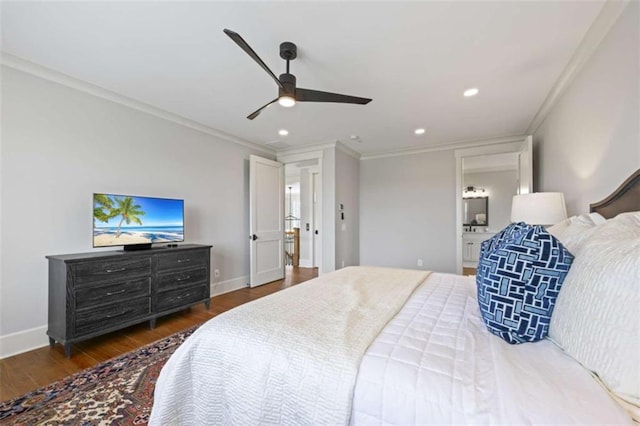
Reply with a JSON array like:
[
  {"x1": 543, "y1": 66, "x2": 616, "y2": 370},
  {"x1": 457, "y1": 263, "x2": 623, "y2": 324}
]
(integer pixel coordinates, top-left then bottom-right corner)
[{"x1": 511, "y1": 192, "x2": 567, "y2": 225}]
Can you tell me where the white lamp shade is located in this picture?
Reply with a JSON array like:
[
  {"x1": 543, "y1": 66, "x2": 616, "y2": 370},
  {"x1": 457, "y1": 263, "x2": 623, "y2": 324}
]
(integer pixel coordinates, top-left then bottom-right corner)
[{"x1": 511, "y1": 192, "x2": 567, "y2": 225}]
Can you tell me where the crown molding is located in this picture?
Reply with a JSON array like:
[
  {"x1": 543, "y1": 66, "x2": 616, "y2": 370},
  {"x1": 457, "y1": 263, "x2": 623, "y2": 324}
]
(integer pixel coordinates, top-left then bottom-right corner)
[
  {"x1": 1, "y1": 52, "x2": 275, "y2": 156},
  {"x1": 360, "y1": 134, "x2": 526, "y2": 160},
  {"x1": 335, "y1": 141, "x2": 361, "y2": 160},
  {"x1": 275, "y1": 139, "x2": 339, "y2": 157},
  {"x1": 526, "y1": 0, "x2": 630, "y2": 134}
]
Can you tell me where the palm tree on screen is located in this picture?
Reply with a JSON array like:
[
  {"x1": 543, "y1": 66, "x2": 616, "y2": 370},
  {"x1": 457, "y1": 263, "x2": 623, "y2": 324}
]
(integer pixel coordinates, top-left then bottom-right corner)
[
  {"x1": 112, "y1": 196, "x2": 145, "y2": 238},
  {"x1": 93, "y1": 194, "x2": 115, "y2": 224}
]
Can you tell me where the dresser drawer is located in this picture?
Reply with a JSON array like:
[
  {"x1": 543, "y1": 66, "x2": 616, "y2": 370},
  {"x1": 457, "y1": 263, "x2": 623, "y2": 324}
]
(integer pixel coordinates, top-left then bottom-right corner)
[
  {"x1": 158, "y1": 268, "x2": 208, "y2": 292},
  {"x1": 75, "y1": 257, "x2": 152, "y2": 286},
  {"x1": 157, "y1": 250, "x2": 208, "y2": 273},
  {"x1": 157, "y1": 284, "x2": 208, "y2": 313},
  {"x1": 75, "y1": 277, "x2": 151, "y2": 309},
  {"x1": 75, "y1": 297, "x2": 151, "y2": 336}
]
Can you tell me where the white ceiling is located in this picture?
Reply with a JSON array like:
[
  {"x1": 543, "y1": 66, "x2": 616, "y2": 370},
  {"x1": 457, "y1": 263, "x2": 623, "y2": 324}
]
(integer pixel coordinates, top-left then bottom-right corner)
[{"x1": 1, "y1": 1, "x2": 605, "y2": 155}]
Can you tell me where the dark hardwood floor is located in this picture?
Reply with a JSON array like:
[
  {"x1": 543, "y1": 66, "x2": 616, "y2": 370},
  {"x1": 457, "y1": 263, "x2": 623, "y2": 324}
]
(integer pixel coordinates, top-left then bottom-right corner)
[{"x1": 0, "y1": 266, "x2": 318, "y2": 402}]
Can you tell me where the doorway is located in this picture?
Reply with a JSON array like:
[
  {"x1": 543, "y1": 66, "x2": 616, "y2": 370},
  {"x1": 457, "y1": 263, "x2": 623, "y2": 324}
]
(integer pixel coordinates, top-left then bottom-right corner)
[
  {"x1": 454, "y1": 136, "x2": 533, "y2": 275},
  {"x1": 283, "y1": 159, "x2": 321, "y2": 279}
]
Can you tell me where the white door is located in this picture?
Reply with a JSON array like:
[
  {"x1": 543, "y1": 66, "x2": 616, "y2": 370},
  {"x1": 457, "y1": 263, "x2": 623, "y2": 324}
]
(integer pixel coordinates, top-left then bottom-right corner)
[{"x1": 249, "y1": 155, "x2": 284, "y2": 287}]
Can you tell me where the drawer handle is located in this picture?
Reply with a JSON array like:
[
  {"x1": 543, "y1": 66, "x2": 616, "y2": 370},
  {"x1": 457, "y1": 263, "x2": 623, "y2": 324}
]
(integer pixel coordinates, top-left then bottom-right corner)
[
  {"x1": 176, "y1": 275, "x2": 191, "y2": 282},
  {"x1": 106, "y1": 310, "x2": 129, "y2": 319},
  {"x1": 173, "y1": 293, "x2": 190, "y2": 302},
  {"x1": 105, "y1": 267, "x2": 126, "y2": 273},
  {"x1": 177, "y1": 259, "x2": 191, "y2": 263},
  {"x1": 106, "y1": 289, "x2": 127, "y2": 296}
]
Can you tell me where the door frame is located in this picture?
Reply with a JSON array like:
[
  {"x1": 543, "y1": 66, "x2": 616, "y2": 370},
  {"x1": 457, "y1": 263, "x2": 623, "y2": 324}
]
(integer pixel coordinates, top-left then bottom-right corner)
[
  {"x1": 454, "y1": 136, "x2": 533, "y2": 274},
  {"x1": 277, "y1": 150, "x2": 324, "y2": 274}
]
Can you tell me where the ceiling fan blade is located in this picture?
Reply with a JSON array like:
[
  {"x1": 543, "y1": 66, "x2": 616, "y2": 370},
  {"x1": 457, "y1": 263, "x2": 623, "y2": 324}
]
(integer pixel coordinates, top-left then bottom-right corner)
[
  {"x1": 296, "y1": 88, "x2": 372, "y2": 105},
  {"x1": 247, "y1": 98, "x2": 278, "y2": 120},
  {"x1": 223, "y1": 29, "x2": 284, "y2": 90}
]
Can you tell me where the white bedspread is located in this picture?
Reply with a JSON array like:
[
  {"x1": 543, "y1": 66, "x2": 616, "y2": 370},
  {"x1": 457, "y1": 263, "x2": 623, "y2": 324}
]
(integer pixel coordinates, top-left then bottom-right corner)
[
  {"x1": 351, "y1": 272, "x2": 633, "y2": 424},
  {"x1": 150, "y1": 266, "x2": 429, "y2": 425}
]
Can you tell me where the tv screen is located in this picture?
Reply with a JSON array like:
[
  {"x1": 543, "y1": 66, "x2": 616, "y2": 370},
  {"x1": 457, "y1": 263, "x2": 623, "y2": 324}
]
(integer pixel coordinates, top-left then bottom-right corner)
[{"x1": 93, "y1": 193, "x2": 184, "y2": 248}]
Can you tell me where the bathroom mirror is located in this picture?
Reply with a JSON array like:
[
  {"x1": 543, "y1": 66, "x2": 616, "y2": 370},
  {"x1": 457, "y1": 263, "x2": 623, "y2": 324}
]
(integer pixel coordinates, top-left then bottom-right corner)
[{"x1": 463, "y1": 197, "x2": 488, "y2": 226}]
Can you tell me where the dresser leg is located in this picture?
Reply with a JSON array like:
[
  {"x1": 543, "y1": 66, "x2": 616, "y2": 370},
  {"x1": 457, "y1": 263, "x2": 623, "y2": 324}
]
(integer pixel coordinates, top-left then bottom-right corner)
[
  {"x1": 64, "y1": 343, "x2": 72, "y2": 358},
  {"x1": 205, "y1": 299, "x2": 211, "y2": 310},
  {"x1": 48, "y1": 337, "x2": 55, "y2": 348},
  {"x1": 150, "y1": 318, "x2": 156, "y2": 329}
]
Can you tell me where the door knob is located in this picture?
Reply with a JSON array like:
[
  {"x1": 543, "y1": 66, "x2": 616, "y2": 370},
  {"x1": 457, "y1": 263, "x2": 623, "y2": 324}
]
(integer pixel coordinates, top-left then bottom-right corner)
[
  {"x1": 250, "y1": 234, "x2": 258, "y2": 241},
  {"x1": 315, "y1": 230, "x2": 319, "y2": 235}
]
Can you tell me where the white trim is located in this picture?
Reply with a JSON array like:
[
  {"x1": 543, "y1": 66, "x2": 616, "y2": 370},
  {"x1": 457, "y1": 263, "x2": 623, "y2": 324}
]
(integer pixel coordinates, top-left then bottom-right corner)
[
  {"x1": 464, "y1": 164, "x2": 519, "y2": 174},
  {"x1": 526, "y1": 0, "x2": 630, "y2": 134},
  {"x1": 454, "y1": 136, "x2": 533, "y2": 274},
  {"x1": 277, "y1": 150, "x2": 324, "y2": 164},
  {"x1": 455, "y1": 154, "x2": 464, "y2": 275},
  {"x1": 276, "y1": 141, "x2": 338, "y2": 157},
  {"x1": 211, "y1": 276, "x2": 248, "y2": 297},
  {"x1": 298, "y1": 259, "x2": 314, "y2": 268},
  {"x1": 0, "y1": 325, "x2": 49, "y2": 359},
  {"x1": 1, "y1": 52, "x2": 275, "y2": 156},
  {"x1": 454, "y1": 137, "x2": 530, "y2": 159},
  {"x1": 360, "y1": 134, "x2": 526, "y2": 160}
]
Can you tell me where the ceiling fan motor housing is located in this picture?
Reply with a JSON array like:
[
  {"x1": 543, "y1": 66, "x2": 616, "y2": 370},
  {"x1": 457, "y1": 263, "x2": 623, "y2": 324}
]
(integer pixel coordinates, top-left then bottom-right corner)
[{"x1": 279, "y1": 73, "x2": 296, "y2": 97}]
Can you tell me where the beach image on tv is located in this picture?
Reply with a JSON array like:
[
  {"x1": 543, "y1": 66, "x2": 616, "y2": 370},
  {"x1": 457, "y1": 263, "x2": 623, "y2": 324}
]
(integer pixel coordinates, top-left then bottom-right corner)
[{"x1": 93, "y1": 194, "x2": 184, "y2": 247}]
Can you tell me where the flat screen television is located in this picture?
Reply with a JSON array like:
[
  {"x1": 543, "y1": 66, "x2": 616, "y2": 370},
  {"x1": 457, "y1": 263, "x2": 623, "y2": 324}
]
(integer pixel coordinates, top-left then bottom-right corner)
[{"x1": 93, "y1": 193, "x2": 184, "y2": 250}]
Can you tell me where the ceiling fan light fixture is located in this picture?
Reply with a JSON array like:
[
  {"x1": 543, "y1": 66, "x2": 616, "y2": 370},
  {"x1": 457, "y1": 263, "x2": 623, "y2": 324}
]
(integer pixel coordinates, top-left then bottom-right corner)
[{"x1": 278, "y1": 96, "x2": 296, "y2": 107}]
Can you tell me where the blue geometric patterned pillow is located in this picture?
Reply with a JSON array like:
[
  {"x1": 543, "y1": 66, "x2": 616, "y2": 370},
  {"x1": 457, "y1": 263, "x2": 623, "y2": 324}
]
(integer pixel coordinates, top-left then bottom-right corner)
[
  {"x1": 476, "y1": 224, "x2": 574, "y2": 344},
  {"x1": 478, "y1": 222, "x2": 528, "y2": 262}
]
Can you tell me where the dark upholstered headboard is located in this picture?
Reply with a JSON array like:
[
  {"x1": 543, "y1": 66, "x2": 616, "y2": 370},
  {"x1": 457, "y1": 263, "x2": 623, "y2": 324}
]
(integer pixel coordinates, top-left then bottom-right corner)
[{"x1": 590, "y1": 169, "x2": 640, "y2": 219}]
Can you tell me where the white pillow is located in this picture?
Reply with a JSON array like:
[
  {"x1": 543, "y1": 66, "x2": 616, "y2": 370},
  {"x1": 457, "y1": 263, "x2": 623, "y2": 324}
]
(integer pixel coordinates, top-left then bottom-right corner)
[
  {"x1": 549, "y1": 212, "x2": 640, "y2": 420},
  {"x1": 547, "y1": 212, "x2": 606, "y2": 255}
]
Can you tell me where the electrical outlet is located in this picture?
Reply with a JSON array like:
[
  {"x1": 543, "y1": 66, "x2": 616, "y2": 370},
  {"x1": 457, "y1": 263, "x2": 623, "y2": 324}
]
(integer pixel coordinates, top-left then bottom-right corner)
[
  {"x1": 214, "y1": 269, "x2": 220, "y2": 278},
  {"x1": 417, "y1": 259, "x2": 423, "y2": 267}
]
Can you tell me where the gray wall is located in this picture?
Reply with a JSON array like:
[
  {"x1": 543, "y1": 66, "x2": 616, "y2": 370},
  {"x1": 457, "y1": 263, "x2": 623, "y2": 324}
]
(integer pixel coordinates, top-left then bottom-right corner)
[
  {"x1": 534, "y1": 2, "x2": 639, "y2": 214},
  {"x1": 360, "y1": 149, "x2": 457, "y2": 273},
  {"x1": 335, "y1": 147, "x2": 360, "y2": 269},
  {"x1": 1, "y1": 67, "x2": 271, "y2": 344}
]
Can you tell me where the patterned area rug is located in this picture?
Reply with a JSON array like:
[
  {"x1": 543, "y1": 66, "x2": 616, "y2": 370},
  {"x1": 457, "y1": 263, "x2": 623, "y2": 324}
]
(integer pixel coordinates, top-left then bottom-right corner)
[{"x1": 0, "y1": 325, "x2": 199, "y2": 425}]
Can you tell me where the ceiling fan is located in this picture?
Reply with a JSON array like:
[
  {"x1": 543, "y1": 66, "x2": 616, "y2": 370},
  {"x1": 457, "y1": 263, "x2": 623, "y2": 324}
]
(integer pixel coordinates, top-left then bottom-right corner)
[{"x1": 223, "y1": 29, "x2": 372, "y2": 120}]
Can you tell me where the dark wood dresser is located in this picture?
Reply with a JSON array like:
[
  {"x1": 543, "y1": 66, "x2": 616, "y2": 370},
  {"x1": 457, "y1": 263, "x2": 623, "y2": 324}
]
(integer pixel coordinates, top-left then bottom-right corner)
[{"x1": 46, "y1": 244, "x2": 211, "y2": 356}]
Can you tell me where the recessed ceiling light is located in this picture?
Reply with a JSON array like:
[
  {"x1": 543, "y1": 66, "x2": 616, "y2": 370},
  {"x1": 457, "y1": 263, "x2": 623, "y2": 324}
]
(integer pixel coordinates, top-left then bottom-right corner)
[
  {"x1": 414, "y1": 128, "x2": 426, "y2": 135},
  {"x1": 278, "y1": 129, "x2": 289, "y2": 136},
  {"x1": 464, "y1": 88, "x2": 479, "y2": 97}
]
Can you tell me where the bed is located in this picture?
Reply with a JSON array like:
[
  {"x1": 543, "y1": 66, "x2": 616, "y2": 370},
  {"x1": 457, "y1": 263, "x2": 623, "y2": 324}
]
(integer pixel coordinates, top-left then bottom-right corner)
[{"x1": 150, "y1": 169, "x2": 639, "y2": 425}]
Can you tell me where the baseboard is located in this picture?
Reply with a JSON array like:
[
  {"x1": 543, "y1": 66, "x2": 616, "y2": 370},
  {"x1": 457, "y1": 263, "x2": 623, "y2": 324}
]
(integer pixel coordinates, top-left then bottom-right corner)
[
  {"x1": 210, "y1": 275, "x2": 248, "y2": 297},
  {"x1": 299, "y1": 259, "x2": 313, "y2": 268},
  {"x1": 0, "y1": 325, "x2": 49, "y2": 359}
]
